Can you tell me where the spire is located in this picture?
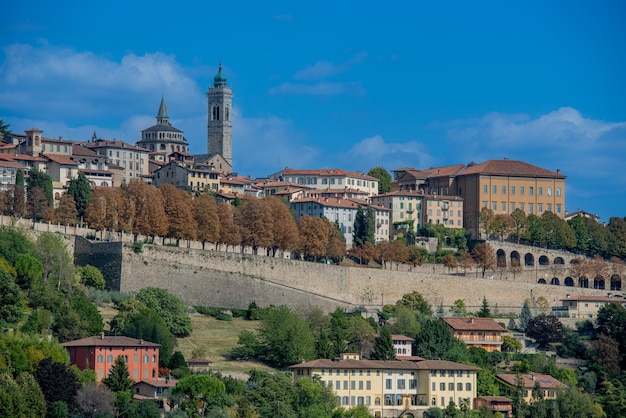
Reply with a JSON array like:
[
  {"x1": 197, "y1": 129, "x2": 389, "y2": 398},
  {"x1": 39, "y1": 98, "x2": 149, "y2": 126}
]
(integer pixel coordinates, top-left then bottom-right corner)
[
  {"x1": 92, "y1": 130, "x2": 97, "y2": 142},
  {"x1": 157, "y1": 96, "x2": 169, "y2": 125}
]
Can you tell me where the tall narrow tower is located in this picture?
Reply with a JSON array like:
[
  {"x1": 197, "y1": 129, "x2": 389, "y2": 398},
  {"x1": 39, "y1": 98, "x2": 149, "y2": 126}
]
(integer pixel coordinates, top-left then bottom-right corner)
[{"x1": 207, "y1": 63, "x2": 233, "y2": 166}]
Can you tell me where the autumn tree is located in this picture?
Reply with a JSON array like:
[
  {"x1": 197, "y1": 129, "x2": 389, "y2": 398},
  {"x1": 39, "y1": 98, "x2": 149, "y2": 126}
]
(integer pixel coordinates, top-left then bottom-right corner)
[
  {"x1": 27, "y1": 169, "x2": 54, "y2": 207},
  {"x1": 216, "y1": 202, "x2": 241, "y2": 251},
  {"x1": 10, "y1": 169, "x2": 26, "y2": 217},
  {"x1": 234, "y1": 196, "x2": 273, "y2": 255},
  {"x1": 509, "y1": 258, "x2": 523, "y2": 280},
  {"x1": 297, "y1": 215, "x2": 329, "y2": 261},
  {"x1": 160, "y1": 183, "x2": 196, "y2": 244},
  {"x1": 326, "y1": 219, "x2": 346, "y2": 262},
  {"x1": 192, "y1": 193, "x2": 220, "y2": 249},
  {"x1": 26, "y1": 187, "x2": 53, "y2": 222},
  {"x1": 443, "y1": 253, "x2": 458, "y2": 273},
  {"x1": 458, "y1": 251, "x2": 474, "y2": 275},
  {"x1": 569, "y1": 257, "x2": 591, "y2": 284},
  {"x1": 67, "y1": 172, "x2": 92, "y2": 219},
  {"x1": 472, "y1": 242, "x2": 496, "y2": 278},
  {"x1": 265, "y1": 196, "x2": 299, "y2": 256},
  {"x1": 54, "y1": 193, "x2": 78, "y2": 225},
  {"x1": 387, "y1": 240, "x2": 409, "y2": 270},
  {"x1": 408, "y1": 246, "x2": 425, "y2": 271},
  {"x1": 510, "y1": 208, "x2": 527, "y2": 243},
  {"x1": 368, "y1": 166, "x2": 392, "y2": 194},
  {"x1": 491, "y1": 213, "x2": 514, "y2": 241},
  {"x1": 478, "y1": 207, "x2": 495, "y2": 239}
]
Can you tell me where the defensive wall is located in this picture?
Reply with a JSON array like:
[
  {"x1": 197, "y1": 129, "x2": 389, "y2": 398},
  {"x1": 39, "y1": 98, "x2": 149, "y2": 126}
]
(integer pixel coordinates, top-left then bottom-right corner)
[{"x1": 2, "y1": 216, "x2": 620, "y2": 313}]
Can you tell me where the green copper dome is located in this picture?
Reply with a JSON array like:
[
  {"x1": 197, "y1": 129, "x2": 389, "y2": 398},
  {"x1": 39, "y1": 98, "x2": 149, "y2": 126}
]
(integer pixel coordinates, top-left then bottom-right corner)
[{"x1": 213, "y1": 63, "x2": 227, "y2": 86}]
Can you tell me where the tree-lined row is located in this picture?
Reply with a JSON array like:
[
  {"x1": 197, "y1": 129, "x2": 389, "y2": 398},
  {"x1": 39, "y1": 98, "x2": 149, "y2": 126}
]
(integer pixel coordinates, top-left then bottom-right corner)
[{"x1": 479, "y1": 207, "x2": 626, "y2": 259}]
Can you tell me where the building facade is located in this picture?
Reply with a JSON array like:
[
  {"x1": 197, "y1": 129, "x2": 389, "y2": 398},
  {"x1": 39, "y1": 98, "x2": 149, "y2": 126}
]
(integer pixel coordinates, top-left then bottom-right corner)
[
  {"x1": 443, "y1": 317, "x2": 504, "y2": 352},
  {"x1": 207, "y1": 63, "x2": 233, "y2": 167},
  {"x1": 61, "y1": 334, "x2": 160, "y2": 383},
  {"x1": 137, "y1": 98, "x2": 189, "y2": 158},
  {"x1": 85, "y1": 136, "x2": 150, "y2": 184},
  {"x1": 152, "y1": 161, "x2": 221, "y2": 192},
  {"x1": 496, "y1": 373, "x2": 566, "y2": 403},
  {"x1": 290, "y1": 354, "x2": 479, "y2": 417},
  {"x1": 274, "y1": 168, "x2": 379, "y2": 197},
  {"x1": 552, "y1": 295, "x2": 626, "y2": 319}
]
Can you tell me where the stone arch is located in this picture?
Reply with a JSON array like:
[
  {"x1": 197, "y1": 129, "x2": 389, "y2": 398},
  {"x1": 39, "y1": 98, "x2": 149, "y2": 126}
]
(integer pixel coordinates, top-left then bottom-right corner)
[
  {"x1": 539, "y1": 255, "x2": 550, "y2": 266},
  {"x1": 510, "y1": 251, "x2": 521, "y2": 265},
  {"x1": 538, "y1": 278, "x2": 547, "y2": 284},
  {"x1": 554, "y1": 257, "x2": 565, "y2": 265},
  {"x1": 497, "y1": 249, "x2": 507, "y2": 267},
  {"x1": 594, "y1": 277, "x2": 605, "y2": 290},
  {"x1": 525, "y1": 253, "x2": 534, "y2": 267},
  {"x1": 564, "y1": 277, "x2": 574, "y2": 287},
  {"x1": 551, "y1": 277, "x2": 560, "y2": 285},
  {"x1": 610, "y1": 274, "x2": 622, "y2": 291},
  {"x1": 579, "y1": 277, "x2": 589, "y2": 288}
]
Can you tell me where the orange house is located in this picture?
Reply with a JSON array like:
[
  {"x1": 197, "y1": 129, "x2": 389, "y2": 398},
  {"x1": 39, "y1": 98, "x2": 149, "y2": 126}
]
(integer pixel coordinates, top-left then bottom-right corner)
[
  {"x1": 62, "y1": 334, "x2": 160, "y2": 382},
  {"x1": 443, "y1": 317, "x2": 504, "y2": 352}
]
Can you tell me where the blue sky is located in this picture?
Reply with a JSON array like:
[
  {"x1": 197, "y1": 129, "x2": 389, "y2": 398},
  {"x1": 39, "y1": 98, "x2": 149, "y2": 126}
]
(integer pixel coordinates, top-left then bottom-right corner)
[{"x1": 1, "y1": 1, "x2": 625, "y2": 222}]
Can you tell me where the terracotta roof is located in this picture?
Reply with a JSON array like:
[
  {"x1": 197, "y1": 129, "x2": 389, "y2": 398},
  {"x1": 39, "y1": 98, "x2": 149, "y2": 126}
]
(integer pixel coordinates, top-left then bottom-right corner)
[
  {"x1": 72, "y1": 145, "x2": 100, "y2": 157},
  {"x1": 290, "y1": 359, "x2": 421, "y2": 371},
  {"x1": 414, "y1": 360, "x2": 480, "y2": 371},
  {"x1": 134, "y1": 378, "x2": 177, "y2": 388},
  {"x1": 391, "y1": 335, "x2": 415, "y2": 342},
  {"x1": 373, "y1": 191, "x2": 463, "y2": 201},
  {"x1": 256, "y1": 180, "x2": 312, "y2": 189},
  {"x1": 0, "y1": 160, "x2": 26, "y2": 169},
  {"x1": 0, "y1": 154, "x2": 46, "y2": 162},
  {"x1": 86, "y1": 139, "x2": 150, "y2": 152},
  {"x1": 496, "y1": 373, "x2": 567, "y2": 389},
  {"x1": 444, "y1": 317, "x2": 505, "y2": 332},
  {"x1": 282, "y1": 167, "x2": 378, "y2": 181},
  {"x1": 477, "y1": 396, "x2": 512, "y2": 403},
  {"x1": 187, "y1": 357, "x2": 211, "y2": 365},
  {"x1": 292, "y1": 197, "x2": 363, "y2": 209},
  {"x1": 61, "y1": 335, "x2": 160, "y2": 347},
  {"x1": 459, "y1": 159, "x2": 565, "y2": 178},
  {"x1": 43, "y1": 153, "x2": 79, "y2": 166},
  {"x1": 419, "y1": 164, "x2": 466, "y2": 178},
  {"x1": 397, "y1": 355, "x2": 426, "y2": 362}
]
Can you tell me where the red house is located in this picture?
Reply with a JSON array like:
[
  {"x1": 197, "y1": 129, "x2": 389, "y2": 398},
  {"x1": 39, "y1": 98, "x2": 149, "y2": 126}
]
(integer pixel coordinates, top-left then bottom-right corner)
[{"x1": 62, "y1": 333, "x2": 160, "y2": 382}]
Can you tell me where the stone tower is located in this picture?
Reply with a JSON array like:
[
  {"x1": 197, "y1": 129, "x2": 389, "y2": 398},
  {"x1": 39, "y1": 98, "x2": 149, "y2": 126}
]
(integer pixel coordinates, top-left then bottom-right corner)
[{"x1": 207, "y1": 63, "x2": 233, "y2": 166}]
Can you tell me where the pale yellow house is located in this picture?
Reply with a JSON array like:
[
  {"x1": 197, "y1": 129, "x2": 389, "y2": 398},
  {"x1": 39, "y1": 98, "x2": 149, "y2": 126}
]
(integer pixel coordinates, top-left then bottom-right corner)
[
  {"x1": 554, "y1": 295, "x2": 626, "y2": 320},
  {"x1": 443, "y1": 317, "x2": 504, "y2": 352},
  {"x1": 496, "y1": 373, "x2": 566, "y2": 403},
  {"x1": 274, "y1": 167, "x2": 379, "y2": 197},
  {"x1": 152, "y1": 161, "x2": 220, "y2": 192},
  {"x1": 290, "y1": 354, "x2": 478, "y2": 417}
]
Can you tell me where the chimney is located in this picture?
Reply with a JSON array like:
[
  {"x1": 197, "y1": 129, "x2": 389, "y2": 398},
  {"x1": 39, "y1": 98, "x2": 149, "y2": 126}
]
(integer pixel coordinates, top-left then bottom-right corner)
[
  {"x1": 139, "y1": 339, "x2": 144, "y2": 344},
  {"x1": 100, "y1": 332, "x2": 104, "y2": 339},
  {"x1": 470, "y1": 318, "x2": 475, "y2": 324}
]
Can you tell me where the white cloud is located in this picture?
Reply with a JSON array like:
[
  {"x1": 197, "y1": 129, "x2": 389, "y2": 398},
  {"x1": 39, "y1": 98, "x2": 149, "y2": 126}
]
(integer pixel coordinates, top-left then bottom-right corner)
[
  {"x1": 345, "y1": 135, "x2": 435, "y2": 171},
  {"x1": 293, "y1": 52, "x2": 367, "y2": 81},
  {"x1": 0, "y1": 42, "x2": 205, "y2": 119}
]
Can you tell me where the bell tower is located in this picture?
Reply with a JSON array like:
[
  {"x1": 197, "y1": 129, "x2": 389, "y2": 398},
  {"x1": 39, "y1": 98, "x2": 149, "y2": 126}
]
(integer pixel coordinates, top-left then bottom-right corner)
[{"x1": 207, "y1": 63, "x2": 233, "y2": 166}]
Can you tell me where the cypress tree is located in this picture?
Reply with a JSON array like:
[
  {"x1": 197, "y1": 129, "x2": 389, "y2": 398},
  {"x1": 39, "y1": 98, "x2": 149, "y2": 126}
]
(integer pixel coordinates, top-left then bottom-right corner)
[
  {"x1": 371, "y1": 327, "x2": 396, "y2": 360},
  {"x1": 67, "y1": 172, "x2": 92, "y2": 219}
]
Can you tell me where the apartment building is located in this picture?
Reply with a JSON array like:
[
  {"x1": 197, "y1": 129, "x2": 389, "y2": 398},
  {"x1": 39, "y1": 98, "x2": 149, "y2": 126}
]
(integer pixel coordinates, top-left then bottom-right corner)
[
  {"x1": 273, "y1": 168, "x2": 379, "y2": 197},
  {"x1": 62, "y1": 334, "x2": 160, "y2": 383},
  {"x1": 496, "y1": 373, "x2": 566, "y2": 403},
  {"x1": 152, "y1": 161, "x2": 220, "y2": 192},
  {"x1": 290, "y1": 354, "x2": 478, "y2": 417},
  {"x1": 84, "y1": 137, "x2": 150, "y2": 184},
  {"x1": 291, "y1": 197, "x2": 390, "y2": 247},
  {"x1": 552, "y1": 295, "x2": 626, "y2": 320},
  {"x1": 443, "y1": 317, "x2": 504, "y2": 352}
]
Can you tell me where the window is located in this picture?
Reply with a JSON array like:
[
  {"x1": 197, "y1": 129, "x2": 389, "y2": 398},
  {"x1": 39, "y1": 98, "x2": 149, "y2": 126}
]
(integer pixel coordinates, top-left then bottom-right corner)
[
  {"x1": 502, "y1": 186, "x2": 506, "y2": 194},
  {"x1": 457, "y1": 383, "x2": 463, "y2": 391},
  {"x1": 441, "y1": 397, "x2": 445, "y2": 406},
  {"x1": 108, "y1": 355, "x2": 113, "y2": 363},
  {"x1": 449, "y1": 383, "x2": 454, "y2": 391},
  {"x1": 133, "y1": 369, "x2": 138, "y2": 378},
  {"x1": 351, "y1": 380, "x2": 355, "y2": 390},
  {"x1": 432, "y1": 382, "x2": 436, "y2": 391},
  {"x1": 386, "y1": 379, "x2": 392, "y2": 389},
  {"x1": 529, "y1": 187, "x2": 534, "y2": 196},
  {"x1": 548, "y1": 187, "x2": 552, "y2": 196},
  {"x1": 410, "y1": 379, "x2": 416, "y2": 389},
  {"x1": 440, "y1": 383, "x2": 446, "y2": 391},
  {"x1": 483, "y1": 201, "x2": 488, "y2": 208},
  {"x1": 501, "y1": 202, "x2": 506, "y2": 211},
  {"x1": 556, "y1": 188, "x2": 561, "y2": 197},
  {"x1": 358, "y1": 380, "x2": 363, "y2": 390},
  {"x1": 511, "y1": 186, "x2": 516, "y2": 195},
  {"x1": 336, "y1": 381, "x2": 340, "y2": 390},
  {"x1": 344, "y1": 381, "x2": 348, "y2": 390},
  {"x1": 466, "y1": 383, "x2": 472, "y2": 391},
  {"x1": 556, "y1": 204, "x2": 561, "y2": 213},
  {"x1": 98, "y1": 355, "x2": 103, "y2": 364},
  {"x1": 538, "y1": 204, "x2": 543, "y2": 213},
  {"x1": 492, "y1": 202, "x2": 497, "y2": 211},
  {"x1": 492, "y1": 185, "x2": 497, "y2": 194},
  {"x1": 520, "y1": 186, "x2": 525, "y2": 195},
  {"x1": 366, "y1": 381, "x2": 371, "y2": 390},
  {"x1": 397, "y1": 379, "x2": 406, "y2": 389},
  {"x1": 511, "y1": 203, "x2": 516, "y2": 211},
  {"x1": 520, "y1": 203, "x2": 525, "y2": 211},
  {"x1": 144, "y1": 355, "x2": 149, "y2": 363},
  {"x1": 539, "y1": 187, "x2": 543, "y2": 196},
  {"x1": 529, "y1": 203, "x2": 534, "y2": 213},
  {"x1": 547, "y1": 203, "x2": 552, "y2": 212}
]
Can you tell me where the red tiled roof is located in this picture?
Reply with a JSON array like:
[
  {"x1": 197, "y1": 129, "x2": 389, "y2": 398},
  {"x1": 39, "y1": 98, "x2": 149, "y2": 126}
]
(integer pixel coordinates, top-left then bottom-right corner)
[
  {"x1": 444, "y1": 317, "x2": 505, "y2": 332},
  {"x1": 43, "y1": 153, "x2": 79, "y2": 166},
  {"x1": 414, "y1": 360, "x2": 480, "y2": 371},
  {"x1": 290, "y1": 358, "x2": 421, "y2": 370},
  {"x1": 282, "y1": 167, "x2": 377, "y2": 181},
  {"x1": 135, "y1": 379, "x2": 177, "y2": 388},
  {"x1": 85, "y1": 139, "x2": 150, "y2": 152},
  {"x1": 419, "y1": 164, "x2": 466, "y2": 178},
  {"x1": 0, "y1": 160, "x2": 26, "y2": 169},
  {"x1": 61, "y1": 335, "x2": 160, "y2": 347},
  {"x1": 496, "y1": 373, "x2": 567, "y2": 389},
  {"x1": 391, "y1": 335, "x2": 415, "y2": 342},
  {"x1": 459, "y1": 159, "x2": 565, "y2": 178},
  {"x1": 72, "y1": 145, "x2": 100, "y2": 157}
]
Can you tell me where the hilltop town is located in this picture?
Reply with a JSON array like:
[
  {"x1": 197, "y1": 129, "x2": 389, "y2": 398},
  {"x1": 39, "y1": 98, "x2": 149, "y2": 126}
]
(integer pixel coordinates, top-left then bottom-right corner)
[{"x1": 1, "y1": 65, "x2": 625, "y2": 418}]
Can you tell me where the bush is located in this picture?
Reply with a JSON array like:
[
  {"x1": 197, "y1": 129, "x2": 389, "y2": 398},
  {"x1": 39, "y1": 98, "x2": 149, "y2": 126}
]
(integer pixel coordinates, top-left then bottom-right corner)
[
  {"x1": 216, "y1": 313, "x2": 233, "y2": 321},
  {"x1": 132, "y1": 241, "x2": 143, "y2": 254},
  {"x1": 88, "y1": 288, "x2": 133, "y2": 306}
]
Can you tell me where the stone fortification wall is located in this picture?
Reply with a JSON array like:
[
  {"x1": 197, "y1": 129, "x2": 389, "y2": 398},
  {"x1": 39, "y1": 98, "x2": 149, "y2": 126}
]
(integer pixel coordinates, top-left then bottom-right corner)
[
  {"x1": 74, "y1": 236, "x2": 123, "y2": 290},
  {"x1": 121, "y1": 244, "x2": 611, "y2": 314}
]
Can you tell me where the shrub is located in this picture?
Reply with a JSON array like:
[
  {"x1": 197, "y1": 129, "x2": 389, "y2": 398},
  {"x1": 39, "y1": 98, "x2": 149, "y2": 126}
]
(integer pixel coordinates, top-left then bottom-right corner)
[{"x1": 133, "y1": 241, "x2": 143, "y2": 254}]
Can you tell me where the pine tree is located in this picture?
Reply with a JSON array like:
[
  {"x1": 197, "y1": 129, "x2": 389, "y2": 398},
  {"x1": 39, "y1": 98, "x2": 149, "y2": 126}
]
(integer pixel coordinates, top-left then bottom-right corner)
[
  {"x1": 519, "y1": 299, "x2": 532, "y2": 332},
  {"x1": 477, "y1": 296, "x2": 491, "y2": 317},
  {"x1": 67, "y1": 172, "x2": 93, "y2": 219},
  {"x1": 371, "y1": 327, "x2": 396, "y2": 360},
  {"x1": 102, "y1": 356, "x2": 133, "y2": 393}
]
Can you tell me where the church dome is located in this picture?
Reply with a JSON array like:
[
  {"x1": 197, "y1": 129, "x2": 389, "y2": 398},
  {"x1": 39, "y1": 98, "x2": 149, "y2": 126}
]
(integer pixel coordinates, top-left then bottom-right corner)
[{"x1": 214, "y1": 63, "x2": 227, "y2": 86}]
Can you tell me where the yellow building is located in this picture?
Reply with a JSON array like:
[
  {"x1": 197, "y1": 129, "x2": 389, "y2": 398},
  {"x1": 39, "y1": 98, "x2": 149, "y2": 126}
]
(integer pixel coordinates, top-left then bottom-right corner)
[
  {"x1": 290, "y1": 354, "x2": 479, "y2": 417},
  {"x1": 496, "y1": 373, "x2": 566, "y2": 403},
  {"x1": 554, "y1": 295, "x2": 626, "y2": 320}
]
